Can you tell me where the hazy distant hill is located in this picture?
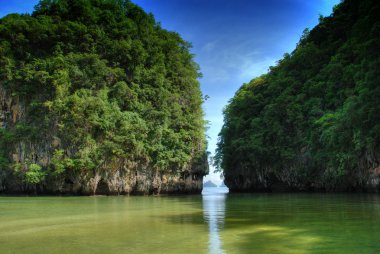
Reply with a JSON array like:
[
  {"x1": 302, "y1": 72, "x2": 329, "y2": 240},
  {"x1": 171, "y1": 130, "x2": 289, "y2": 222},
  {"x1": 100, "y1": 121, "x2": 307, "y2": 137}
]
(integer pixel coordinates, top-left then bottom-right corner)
[{"x1": 203, "y1": 181, "x2": 217, "y2": 187}]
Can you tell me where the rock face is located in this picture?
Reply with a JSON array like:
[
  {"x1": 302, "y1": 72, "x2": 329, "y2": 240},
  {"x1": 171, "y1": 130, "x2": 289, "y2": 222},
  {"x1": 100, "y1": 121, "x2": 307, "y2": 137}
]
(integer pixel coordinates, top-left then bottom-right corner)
[
  {"x1": 222, "y1": 144, "x2": 380, "y2": 193},
  {"x1": 0, "y1": 1, "x2": 208, "y2": 195},
  {"x1": 4, "y1": 165, "x2": 204, "y2": 195},
  {"x1": 0, "y1": 81, "x2": 207, "y2": 195},
  {"x1": 224, "y1": 167, "x2": 380, "y2": 193}
]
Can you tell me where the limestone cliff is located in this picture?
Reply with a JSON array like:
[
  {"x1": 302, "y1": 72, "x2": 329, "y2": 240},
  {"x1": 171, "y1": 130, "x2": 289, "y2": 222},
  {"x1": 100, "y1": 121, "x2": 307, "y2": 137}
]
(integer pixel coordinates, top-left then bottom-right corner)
[
  {"x1": 215, "y1": 0, "x2": 380, "y2": 192},
  {"x1": 0, "y1": 83, "x2": 207, "y2": 195},
  {"x1": 0, "y1": 0, "x2": 208, "y2": 195}
]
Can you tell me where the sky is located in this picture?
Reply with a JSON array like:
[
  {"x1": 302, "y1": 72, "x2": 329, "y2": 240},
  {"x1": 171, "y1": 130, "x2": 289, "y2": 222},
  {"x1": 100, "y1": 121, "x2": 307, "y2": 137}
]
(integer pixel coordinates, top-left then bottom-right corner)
[{"x1": 0, "y1": 0, "x2": 340, "y2": 185}]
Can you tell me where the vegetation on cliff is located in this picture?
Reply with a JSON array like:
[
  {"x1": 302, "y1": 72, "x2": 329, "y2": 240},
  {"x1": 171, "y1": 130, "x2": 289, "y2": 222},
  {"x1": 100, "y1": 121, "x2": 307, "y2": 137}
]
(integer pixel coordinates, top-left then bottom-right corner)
[
  {"x1": 0, "y1": 0, "x2": 208, "y2": 194},
  {"x1": 215, "y1": 0, "x2": 380, "y2": 191}
]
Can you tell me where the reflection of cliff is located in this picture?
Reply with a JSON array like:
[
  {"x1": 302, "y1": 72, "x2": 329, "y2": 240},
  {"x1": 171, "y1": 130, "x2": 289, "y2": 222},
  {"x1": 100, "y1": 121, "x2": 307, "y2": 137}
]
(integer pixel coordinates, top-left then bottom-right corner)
[{"x1": 202, "y1": 189, "x2": 228, "y2": 254}]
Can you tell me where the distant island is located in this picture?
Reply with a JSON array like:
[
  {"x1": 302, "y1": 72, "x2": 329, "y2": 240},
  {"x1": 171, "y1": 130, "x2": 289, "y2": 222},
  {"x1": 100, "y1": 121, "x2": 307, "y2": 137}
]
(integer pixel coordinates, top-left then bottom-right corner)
[{"x1": 203, "y1": 181, "x2": 218, "y2": 187}]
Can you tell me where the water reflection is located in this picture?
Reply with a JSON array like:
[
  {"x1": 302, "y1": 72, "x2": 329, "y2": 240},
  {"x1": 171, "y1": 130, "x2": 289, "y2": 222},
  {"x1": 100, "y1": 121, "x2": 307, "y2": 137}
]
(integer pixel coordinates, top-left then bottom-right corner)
[{"x1": 202, "y1": 187, "x2": 229, "y2": 254}]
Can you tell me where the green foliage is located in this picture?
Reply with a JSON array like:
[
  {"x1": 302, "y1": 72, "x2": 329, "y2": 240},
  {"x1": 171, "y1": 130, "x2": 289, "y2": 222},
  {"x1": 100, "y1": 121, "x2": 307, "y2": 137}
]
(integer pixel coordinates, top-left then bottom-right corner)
[
  {"x1": 50, "y1": 149, "x2": 75, "y2": 175},
  {"x1": 216, "y1": 0, "x2": 380, "y2": 191},
  {"x1": 0, "y1": 0, "x2": 207, "y2": 185},
  {"x1": 25, "y1": 164, "x2": 46, "y2": 184}
]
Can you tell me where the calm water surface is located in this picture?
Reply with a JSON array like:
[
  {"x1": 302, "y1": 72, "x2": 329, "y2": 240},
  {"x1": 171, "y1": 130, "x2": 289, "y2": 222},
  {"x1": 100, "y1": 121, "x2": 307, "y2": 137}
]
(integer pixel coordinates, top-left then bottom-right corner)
[{"x1": 1, "y1": 188, "x2": 380, "y2": 254}]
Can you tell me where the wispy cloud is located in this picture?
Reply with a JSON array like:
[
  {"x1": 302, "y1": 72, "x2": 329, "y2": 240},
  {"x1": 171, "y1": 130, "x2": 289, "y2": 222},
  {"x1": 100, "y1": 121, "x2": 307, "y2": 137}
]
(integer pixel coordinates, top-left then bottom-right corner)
[
  {"x1": 201, "y1": 40, "x2": 218, "y2": 52},
  {"x1": 239, "y1": 56, "x2": 277, "y2": 82},
  {"x1": 197, "y1": 37, "x2": 270, "y2": 85}
]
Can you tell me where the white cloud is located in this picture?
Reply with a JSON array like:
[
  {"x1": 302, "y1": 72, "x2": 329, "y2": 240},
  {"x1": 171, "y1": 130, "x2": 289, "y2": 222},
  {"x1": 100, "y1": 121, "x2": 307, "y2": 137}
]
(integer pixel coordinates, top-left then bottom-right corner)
[{"x1": 197, "y1": 35, "x2": 276, "y2": 86}]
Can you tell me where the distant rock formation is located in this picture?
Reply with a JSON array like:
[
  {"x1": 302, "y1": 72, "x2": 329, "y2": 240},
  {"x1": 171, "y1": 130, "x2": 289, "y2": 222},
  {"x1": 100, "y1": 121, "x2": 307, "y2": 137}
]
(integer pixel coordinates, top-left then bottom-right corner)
[{"x1": 203, "y1": 180, "x2": 217, "y2": 187}]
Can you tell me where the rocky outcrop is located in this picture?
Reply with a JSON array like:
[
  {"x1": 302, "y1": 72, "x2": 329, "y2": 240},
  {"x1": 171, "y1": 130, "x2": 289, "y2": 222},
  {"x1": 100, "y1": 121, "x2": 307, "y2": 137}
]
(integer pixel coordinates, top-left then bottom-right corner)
[
  {"x1": 3, "y1": 167, "x2": 204, "y2": 195},
  {"x1": 224, "y1": 157, "x2": 380, "y2": 193},
  {"x1": 365, "y1": 166, "x2": 380, "y2": 192}
]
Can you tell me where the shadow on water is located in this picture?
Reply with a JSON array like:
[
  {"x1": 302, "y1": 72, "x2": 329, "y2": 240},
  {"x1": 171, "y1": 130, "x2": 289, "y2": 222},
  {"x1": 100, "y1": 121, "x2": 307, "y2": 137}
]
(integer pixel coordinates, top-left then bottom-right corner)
[
  {"x1": 161, "y1": 192, "x2": 380, "y2": 254},
  {"x1": 221, "y1": 193, "x2": 380, "y2": 254}
]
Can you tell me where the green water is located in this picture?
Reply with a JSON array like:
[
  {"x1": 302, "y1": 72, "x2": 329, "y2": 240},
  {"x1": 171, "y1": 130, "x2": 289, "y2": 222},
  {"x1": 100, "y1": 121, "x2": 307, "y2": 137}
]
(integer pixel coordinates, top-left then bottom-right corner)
[{"x1": 1, "y1": 189, "x2": 379, "y2": 254}]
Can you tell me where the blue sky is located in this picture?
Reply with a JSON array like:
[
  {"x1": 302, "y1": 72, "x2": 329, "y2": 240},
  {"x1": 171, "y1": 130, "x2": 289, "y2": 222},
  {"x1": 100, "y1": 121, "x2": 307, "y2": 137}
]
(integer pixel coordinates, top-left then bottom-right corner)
[{"x1": 0, "y1": 0, "x2": 340, "y2": 184}]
